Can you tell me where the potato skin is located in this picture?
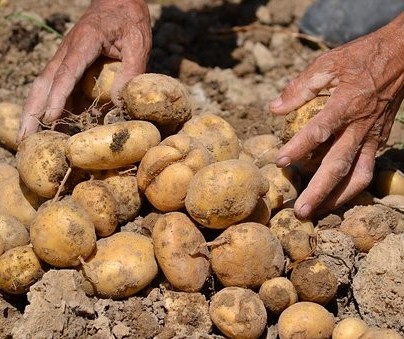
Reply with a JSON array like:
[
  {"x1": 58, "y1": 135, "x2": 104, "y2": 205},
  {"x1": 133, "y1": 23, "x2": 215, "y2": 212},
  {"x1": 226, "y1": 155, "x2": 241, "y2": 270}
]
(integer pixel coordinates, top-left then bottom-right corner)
[
  {"x1": 210, "y1": 222, "x2": 284, "y2": 288},
  {"x1": 259, "y1": 277, "x2": 298, "y2": 314},
  {"x1": 0, "y1": 102, "x2": 21, "y2": 151},
  {"x1": 179, "y1": 113, "x2": 241, "y2": 162},
  {"x1": 0, "y1": 174, "x2": 40, "y2": 225},
  {"x1": 17, "y1": 130, "x2": 69, "y2": 198},
  {"x1": 185, "y1": 159, "x2": 268, "y2": 229},
  {"x1": 81, "y1": 232, "x2": 158, "y2": 299},
  {"x1": 66, "y1": 121, "x2": 161, "y2": 170},
  {"x1": 278, "y1": 302, "x2": 335, "y2": 339},
  {"x1": 138, "y1": 134, "x2": 211, "y2": 212},
  {"x1": 0, "y1": 245, "x2": 44, "y2": 294},
  {"x1": 72, "y1": 180, "x2": 119, "y2": 237},
  {"x1": 122, "y1": 73, "x2": 193, "y2": 128},
  {"x1": 152, "y1": 212, "x2": 210, "y2": 292},
  {"x1": 30, "y1": 199, "x2": 96, "y2": 267},
  {"x1": 209, "y1": 287, "x2": 267, "y2": 339},
  {"x1": 0, "y1": 213, "x2": 30, "y2": 251}
]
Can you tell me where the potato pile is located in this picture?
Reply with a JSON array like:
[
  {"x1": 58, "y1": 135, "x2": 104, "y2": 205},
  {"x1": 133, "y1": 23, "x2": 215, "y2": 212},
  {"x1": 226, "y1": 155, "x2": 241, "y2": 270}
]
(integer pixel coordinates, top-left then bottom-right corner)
[{"x1": 0, "y1": 64, "x2": 403, "y2": 338}]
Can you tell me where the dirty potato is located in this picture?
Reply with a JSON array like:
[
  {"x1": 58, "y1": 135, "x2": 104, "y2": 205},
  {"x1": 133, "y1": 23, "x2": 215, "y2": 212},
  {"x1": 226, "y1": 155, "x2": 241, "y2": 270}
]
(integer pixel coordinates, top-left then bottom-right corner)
[
  {"x1": 16, "y1": 130, "x2": 69, "y2": 198},
  {"x1": 152, "y1": 212, "x2": 210, "y2": 292},
  {"x1": 0, "y1": 102, "x2": 21, "y2": 151},
  {"x1": 138, "y1": 134, "x2": 211, "y2": 211},
  {"x1": 185, "y1": 159, "x2": 268, "y2": 229},
  {"x1": 66, "y1": 120, "x2": 161, "y2": 170}
]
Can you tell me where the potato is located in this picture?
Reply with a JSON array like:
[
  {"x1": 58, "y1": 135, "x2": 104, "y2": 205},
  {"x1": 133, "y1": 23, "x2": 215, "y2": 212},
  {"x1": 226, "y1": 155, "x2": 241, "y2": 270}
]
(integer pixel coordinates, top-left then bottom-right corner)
[
  {"x1": 375, "y1": 168, "x2": 404, "y2": 197},
  {"x1": 185, "y1": 159, "x2": 268, "y2": 229},
  {"x1": 282, "y1": 229, "x2": 313, "y2": 261},
  {"x1": 0, "y1": 238, "x2": 4, "y2": 256},
  {"x1": 101, "y1": 171, "x2": 142, "y2": 223},
  {"x1": 0, "y1": 162, "x2": 18, "y2": 182},
  {"x1": 241, "y1": 196, "x2": 271, "y2": 225},
  {"x1": 340, "y1": 204, "x2": 397, "y2": 253},
  {"x1": 81, "y1": 56, "x2": 121, "y2": 104},
  {"x1": 16, "y1": 130, "x2": 70, "y2": 198},
  {"x1": 66, "y1": 120, "x2": 161, "y2": 170},
  {"x1": 0, "y1": 102, "x2": 21, "y2": 151},
  {"x1": 0, "y1": 174, "x2": 40, "y2": 225},
  {"x1": 30, "y1": 199, "x2": 96, "y2": 267},
  {"x1": 81, "y1": 232, "x2": 158, "y2": 299},
  {"x1": 210, "y1": 222, "x2": 284, "y2": 288},
  {"x1": 209, "y1": 287, "x2": 267, "y2": 339},
  {"x1": 122, "y1": 73, "x2": 193, "y2": 130},
  {"x1": 258, "y1": 277, "x2": 298, "y2": 314},
  {"x1": 332, "y1": 317, "x2": 368, "y2": 339},
  {"x1": 239, "y1": 133, "x2": 280, "y2": 168},
  {"x1": 138, "y1": 134, "x2": 211, "y2": 211},
  {"x1": 0, "y1": 213, "x2": 30, "y2": 251},
  {"x1": 269, "y1": 208, "x2": 315, "y2": 244},
  {"x1": 179, "y1": 113, "x2": 241, "y2": 162},
  {"x1": 278, "y1": 302, "x2": 335, "y2": 339},
  {"x1": 72, "y1": 180, "x2": 119, "y2": 237},
  {"x1": 260, "y1": 163, "x2": 301, "y2": 204},
  {"x1": 152, "y1": 212, "x2": 210, "y2": 292},
  {"x1": 358, "y1": 327, "x2": 403, "y2": 339},
  {"x1": 290, "y1": 258, "x2": 338, "y2": 306},
  {"x1": 0, "y1": 245, "x2": 44, "y2": 294}
]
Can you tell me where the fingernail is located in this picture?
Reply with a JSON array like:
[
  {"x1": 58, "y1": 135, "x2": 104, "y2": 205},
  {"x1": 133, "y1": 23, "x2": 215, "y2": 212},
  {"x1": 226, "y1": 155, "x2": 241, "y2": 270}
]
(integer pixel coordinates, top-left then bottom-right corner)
[
  {"x1": 269, "y1": 96, "x2": 283, "y2": 109},
  {"x1": 276, "y1": 156, "x2": 291, "y2": 167},
  {"x1": 297, "y1": 204, "x2": 312, "y2": 219}
]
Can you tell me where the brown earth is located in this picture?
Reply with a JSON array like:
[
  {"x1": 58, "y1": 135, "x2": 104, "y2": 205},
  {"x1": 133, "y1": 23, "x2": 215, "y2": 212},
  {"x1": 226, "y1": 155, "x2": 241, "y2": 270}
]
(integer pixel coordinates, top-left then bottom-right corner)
[{"x1": 0, "y1": 0, "x2": 403, "y2": 338}]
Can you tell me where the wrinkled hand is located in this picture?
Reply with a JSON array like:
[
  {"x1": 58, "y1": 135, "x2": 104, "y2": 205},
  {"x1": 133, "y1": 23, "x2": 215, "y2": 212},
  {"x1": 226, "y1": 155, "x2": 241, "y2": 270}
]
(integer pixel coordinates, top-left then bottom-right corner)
[
  {"x1": 18, "y1": 0, "x2": 151, "y2": 141},
  {"x1": 270, "y1": 12, "x2": 404, "y2": 219}
]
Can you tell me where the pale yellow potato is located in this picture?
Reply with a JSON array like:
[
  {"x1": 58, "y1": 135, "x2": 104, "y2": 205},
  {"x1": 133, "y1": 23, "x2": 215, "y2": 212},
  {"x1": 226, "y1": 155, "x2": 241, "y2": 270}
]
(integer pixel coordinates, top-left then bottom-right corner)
[
  {"x1": 240, "y1": 133, "x2": 281, "y2": 168},
  {"x1": 358, "y1": 328, "x2": 403, "y2": 339},
  {"x1": 0, "y1": 174, "x2": 40, "y2": 225},
  {"x1": 81, "y1": 231, "x2": 158, "y2": 299},
  {"x1": 375, "y1": 168, "x2": 404, "y2": 197},
  {"x1": 332, "y1": 317, "x2": 368, "y2": 339},
  {"x1": 282, "y1": 229, "x2": 313, "y2": 261},
  {"x1": 0, "y1": 238, "x2": 4, "y2": 256},
  {"x1": 0, "y1": 162, "x2": 18, "y2": 182},
  {"x1": 269, "y1": 208, "x2": 315, "y2": 244},
  {"x1": 0, "y1": 245, "x2": 44, "y2": 294},
  {"x1": 260, "y1": 163, "x2": 301, "y2": 204},
  {"x1": 72, "y1": 180, "x2": 119, "y2": 237},
  {"x1": 210, "y1": 222, "x2": 284, "y2": 288},
  {"x1": 278, "y1": 302, "x2": 335, "y2": 339},
  {"x1": 259, "y1": 277, "x2": 298, "y2": 315},
  {"x1": 0, "y1": 213, "x2": 30, "y2": 251},
  {"x1": 340, "y1": 204, "x2": 396, "y2": 253},
  {"x1": 241, "y1": 196, "x2": 271, "y2": 225},
  {"x1": 0, "y1": 102, "x2": 21, "y2": 151},
  {"x1": 179, "y1": 113, "x2": 241, "y2": 162},
  {"x1": 16, "y1": 130, "x2": 69, "y2": 198},
  {"x1": 81, "y1": 56, "x2": 121, "y2": 104},
  {"x1": 185, "y1": 159, "x2": 268, "y2": 229},
  {"x1": 152, "y1": 212, "x2": 209, "y2": 292},
  {"x1": 101, "y1": 171, "x2": 142, "y2": 224},
  {"x1": 137, "y1": 134, "x2": 211, "y2": 211},
  {"x1": 290, "y1": 259, "x2": 338, "y2": 306},
  {"x1": 122, "y1": 73, "x2": 193, "y2": 128},
  {"x1": 66, "y1": 120, "x2": 161, "y2": 170},
  {"x1": 30, "y1": 199, "x2": 96, "y2": 267},
  {"x1": 209, "y1": 287, "x2": 267, "y2": 339}
]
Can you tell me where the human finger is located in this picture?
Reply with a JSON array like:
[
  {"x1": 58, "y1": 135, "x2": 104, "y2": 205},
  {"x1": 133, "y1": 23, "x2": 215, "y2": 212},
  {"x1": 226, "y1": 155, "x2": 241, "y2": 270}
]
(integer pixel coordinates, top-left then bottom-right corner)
[
  {"x1": 275, "y1": 92, "x2": 349, "y2": 167},
  {"x1": 321, "y1": 138, "x2": 378, "y2": 210},
  {"x1": 269, "y1": 55, "x2": 337, "y2": 115},
  {"x1": 43, "y1": 35, "x2": 102, "y2": 123},
  {"x1": 293, "y1": 122, "x2": 369, "y2": 218}
]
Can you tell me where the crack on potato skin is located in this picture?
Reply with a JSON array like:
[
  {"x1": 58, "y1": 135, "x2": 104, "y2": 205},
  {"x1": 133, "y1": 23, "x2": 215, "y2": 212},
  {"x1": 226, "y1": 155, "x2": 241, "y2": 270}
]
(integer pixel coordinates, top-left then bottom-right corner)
[{"x1": 110, "y1": 128, "x2": 130, "y2": 153}]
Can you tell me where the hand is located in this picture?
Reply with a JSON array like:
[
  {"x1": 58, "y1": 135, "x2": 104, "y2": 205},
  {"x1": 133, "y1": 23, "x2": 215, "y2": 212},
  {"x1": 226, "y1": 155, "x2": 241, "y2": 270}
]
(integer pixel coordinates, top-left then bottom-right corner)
[
  {"x1": 270, "y1": 12, "x2": 404, "y2": 219},
  {"x1": 18, "y1": 0, "x2": 152, "y2": 141}
]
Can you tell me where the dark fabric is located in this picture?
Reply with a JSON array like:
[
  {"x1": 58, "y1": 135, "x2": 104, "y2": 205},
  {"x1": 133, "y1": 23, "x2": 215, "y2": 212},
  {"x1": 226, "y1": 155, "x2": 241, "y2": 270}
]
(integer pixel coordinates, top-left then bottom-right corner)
[{"x1": 299, "y1": 0, "x2": 404, "y2": 46}]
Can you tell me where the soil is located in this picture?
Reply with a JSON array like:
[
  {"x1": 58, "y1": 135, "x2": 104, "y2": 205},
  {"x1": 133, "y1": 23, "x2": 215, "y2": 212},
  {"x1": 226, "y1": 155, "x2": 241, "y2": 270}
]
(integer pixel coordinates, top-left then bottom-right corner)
[{"x1": 0, "y1": 0, "x2": 404, "y2": 338}]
